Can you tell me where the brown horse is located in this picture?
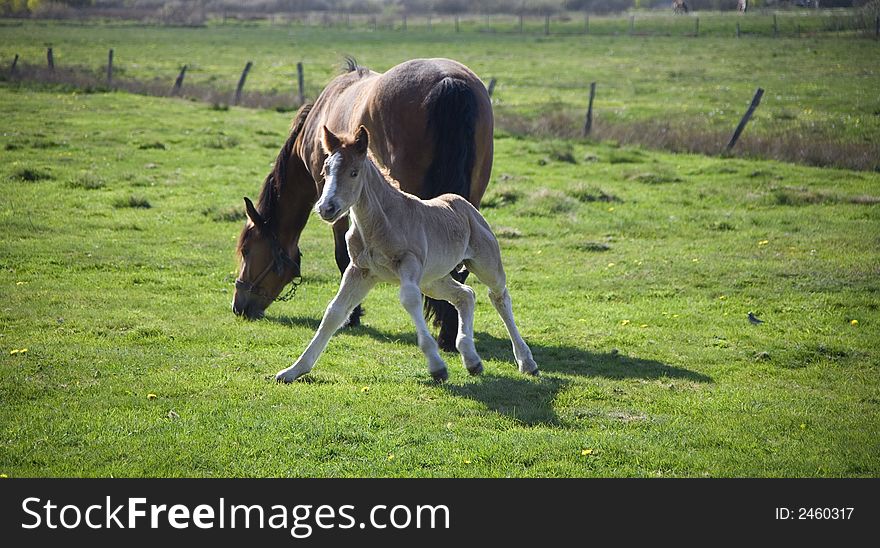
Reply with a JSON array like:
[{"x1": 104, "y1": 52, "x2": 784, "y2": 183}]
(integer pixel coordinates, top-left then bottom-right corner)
[{"x1": 232, "y1": 58, "x2": 494, "y2": 352}]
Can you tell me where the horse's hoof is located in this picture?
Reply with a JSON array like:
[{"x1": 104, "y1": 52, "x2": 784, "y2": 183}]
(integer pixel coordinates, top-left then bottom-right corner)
[
  {"x1": 431, "y1": 368, "x2": 449, "y2": 383},
  {"x1": 437, "y1": 336, "x2": 457, "y2": 353},
  {"x1": 467, "y1": 361, "x2": 484, "y2": 376},
  {"x1": 345, "y1": 306, "x2": 363, "y2": 328}
]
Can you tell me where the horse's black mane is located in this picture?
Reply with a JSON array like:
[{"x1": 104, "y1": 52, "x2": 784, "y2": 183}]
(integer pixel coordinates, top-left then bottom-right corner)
[
  {"x1": 254, "y1": 103, "x2": 313, "y2": 231},
  {"x1": 343, "y1": 56, "x2": 369, "y2": 77}
]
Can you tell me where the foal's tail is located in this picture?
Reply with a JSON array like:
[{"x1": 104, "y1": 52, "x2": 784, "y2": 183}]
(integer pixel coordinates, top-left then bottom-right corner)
[{"x1": 422, "y1": 77, "x2": 479, "y2": 329}]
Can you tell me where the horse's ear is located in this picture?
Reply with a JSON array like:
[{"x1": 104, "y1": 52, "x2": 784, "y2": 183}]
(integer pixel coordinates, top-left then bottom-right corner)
[
  {"x1": 321, "y1": 125, "x2": 341, "y2": 154},
  {"x1": 243, "y1": 197, "x2": 264, "y2": 228},
  {"x1": 355, "y1": 125, "x2": 369, "y2": 154}
]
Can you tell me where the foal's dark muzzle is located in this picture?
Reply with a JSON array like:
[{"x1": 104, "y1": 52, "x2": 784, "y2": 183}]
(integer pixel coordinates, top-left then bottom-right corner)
[{"x1": 318, "y1": 200, "x2": 340, "y2": 222}]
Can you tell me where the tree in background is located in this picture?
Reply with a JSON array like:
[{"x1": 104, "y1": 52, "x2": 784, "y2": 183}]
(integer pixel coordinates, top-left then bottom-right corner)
[{"x1": 1, "y1": 0, "x2": 93, "y2": 15}]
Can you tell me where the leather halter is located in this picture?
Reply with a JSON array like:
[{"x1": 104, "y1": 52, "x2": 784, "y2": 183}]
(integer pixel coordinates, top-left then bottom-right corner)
[{"x1": 234, "y1": 233, "x2": 302, "y2": 303}]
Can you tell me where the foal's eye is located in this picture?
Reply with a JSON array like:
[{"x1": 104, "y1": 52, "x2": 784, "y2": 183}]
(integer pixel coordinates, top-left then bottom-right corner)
[{"x1": 350, "y1": 169, "x2": 358, "y2": 177}]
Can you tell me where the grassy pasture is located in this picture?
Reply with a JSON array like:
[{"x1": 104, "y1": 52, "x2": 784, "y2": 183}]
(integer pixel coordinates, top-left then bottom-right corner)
[
  {"x1": 1, "y1": 83, "x2": 878, "y2": 477},
  {"x1": 2, "y1": 17, "x2": 879, "y2": 161}
]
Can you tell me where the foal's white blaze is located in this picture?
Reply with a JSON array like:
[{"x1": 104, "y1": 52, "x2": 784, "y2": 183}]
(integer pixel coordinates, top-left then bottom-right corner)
[{"x1": 315, "y1": 152, "x2": 344, "y2": 221}]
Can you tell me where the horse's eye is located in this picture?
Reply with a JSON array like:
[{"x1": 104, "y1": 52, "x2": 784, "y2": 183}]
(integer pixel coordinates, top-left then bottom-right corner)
[
  {"x1": 242, "y1": 248, "x2": 249, "y2": 258},
  {"x1": 350, "y1": 170, "x2": 358, "y2": 177}
]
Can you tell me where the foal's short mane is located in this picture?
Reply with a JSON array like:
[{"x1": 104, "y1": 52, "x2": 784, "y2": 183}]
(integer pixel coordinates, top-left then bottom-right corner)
[{"x1": 335, "y1": 132, "x2": 400, "y2": 190}]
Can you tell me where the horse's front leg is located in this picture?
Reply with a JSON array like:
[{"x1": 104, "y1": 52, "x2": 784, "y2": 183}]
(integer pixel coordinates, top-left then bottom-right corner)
[
  {"x1": 332, "y1": 216, "x2": 363, "y2": 327},
  {"x1": 397, "y1": 256, "x2": 449, "y2": 382},
  {"x1": 276, "y1": 266, "x2": 376, "y2": 383}
]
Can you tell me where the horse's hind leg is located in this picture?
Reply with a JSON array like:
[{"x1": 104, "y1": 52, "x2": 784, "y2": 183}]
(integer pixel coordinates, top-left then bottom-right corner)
[
  {"x1": 465, "y1": 254, "x2": 538, "y2": 376},
  {"x1": 332, "y1": 217, "x2": 363, "y2": 327},
  {"x1": 276, "y1": 265, "x2": 376, "y2": 383},
  {"x1": 398, "y1": 256, "x2": 449, "y2": 382},
  {"x1": 425, "y1": 289, "x2": 460, "y2": 352},
  {"x1": 422, "y1": 275, "x2": 483, "y2": 375}
]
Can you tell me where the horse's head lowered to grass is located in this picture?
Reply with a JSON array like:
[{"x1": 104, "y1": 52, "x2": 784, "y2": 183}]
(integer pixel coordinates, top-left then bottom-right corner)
[{"x1": 232, "y1": 105, "x2": 315, "y2": 320}]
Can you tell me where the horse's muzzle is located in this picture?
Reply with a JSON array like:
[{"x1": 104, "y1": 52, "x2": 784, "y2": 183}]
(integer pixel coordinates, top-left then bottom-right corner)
[{"x1": 232, "y1": 289, "x2": 266, "y2": 320}]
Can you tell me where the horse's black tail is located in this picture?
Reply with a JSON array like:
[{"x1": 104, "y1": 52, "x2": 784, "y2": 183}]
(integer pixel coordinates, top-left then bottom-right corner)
[
  {"x1": 421, "y1": 77, "x2": 479, "y2": 338},
  {"x1": 422, "y1": 76, "x2": 478, "y2": 201}
]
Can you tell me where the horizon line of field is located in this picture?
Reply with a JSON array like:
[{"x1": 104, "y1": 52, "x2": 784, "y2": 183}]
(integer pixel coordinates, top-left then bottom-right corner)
[
  {"x1": 6, "y1": 47, "x2": 764, "y2": 158},
  {"x1": 13, "y1": 9, "x2": 880, "y2": 39}
]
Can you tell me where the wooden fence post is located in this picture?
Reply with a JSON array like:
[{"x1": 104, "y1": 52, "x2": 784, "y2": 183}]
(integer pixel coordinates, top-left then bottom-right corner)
[
  {"x1": 233, "y1": 61, "x2": 252, "y2": 106},
  {"x1": 296, "y1": 62, "x2": 305, "y2": 105},
  {"x1": 694, "y1": 17, "x2": 699, "y2": 37},
  {"x1": 519, "y1": 14, "x2": 523, "y2": 33},
  {"x1": 773, "y1": 14, "x2": 778, "y2": 37},
  {"x1": 583, "y1": 82, "x2": 597, "y2": 137},
  {"x1": 725, "y1": 88, "x2": 764, "y2": 153},
  {"x1": 106, "y1": 48, "x2": 114, "y2": 86},
  {"x1": 402, "y1": 14, "x2": 407, "y2": 31},
  {"x1": 455, "y1": 16, "x2": 460, "y2": 33},
  {"x1": 171, "y1": 65, "x2": 187, "y2": 95},
  {"x1": 875, "y1": 15, "x2": 879, "y2": 39},
  {"x1": 736, "y1": 22, "x2": 741, "y2": 38},
  {"x1": 487, "y1": 78, "x2": 497, "y2": 98},
  {"x1": 630, "y1": 15, "x2": 635, "y2": 35},
  {"x1": 11, "y1": 53, "x2": 18, "y2": 74},
  {"x1": 47, "y1": 47, "x2": 54, "y2": 71},
  {"x1": 545, "y1": 14, "x2": 550, "y2": 35},
  {"x1": 427, "y1": 14, "x2": 431, "y2": 31},
  {"x1": 585, "y1": 13, "x2": 589, "y2": 34}
]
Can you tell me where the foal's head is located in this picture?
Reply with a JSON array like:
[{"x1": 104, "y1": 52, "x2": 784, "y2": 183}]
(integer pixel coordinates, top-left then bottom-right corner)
[{"x1": 315, "y1": 125, "x2": 370, "y2": 224}]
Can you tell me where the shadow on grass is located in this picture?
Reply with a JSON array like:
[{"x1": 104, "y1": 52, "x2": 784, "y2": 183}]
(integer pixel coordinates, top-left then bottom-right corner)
[
  {"x1": 270, "y1": 314, "x2": 712, "y2": 383},
  {"x1": 269, "y1": 314, "x2": 711, "y2": 427},
  {"x1": 473, "y1": 332, "x2": 712, "y2": 383},
  {"x1": 442, "y1": 374, "x2": 567, "y2": 427}
]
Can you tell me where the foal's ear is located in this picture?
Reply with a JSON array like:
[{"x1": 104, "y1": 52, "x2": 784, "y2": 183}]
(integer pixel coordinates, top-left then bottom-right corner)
[
  {"x1": 354, "y1": 125, "x2": 369, "y2": 154},
  {"x1": 321, "y1": 125, "x2": 341, "y2": 154},
  {"x1": 243, "y1": 197, "x2": 264, "y2": 228}
]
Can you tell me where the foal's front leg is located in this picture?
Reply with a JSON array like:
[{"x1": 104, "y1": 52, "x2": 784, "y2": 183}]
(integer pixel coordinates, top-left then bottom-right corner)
[
  {"x1": 276, "y1": 266, "x2": 376, "y2": 383},
  {"x1": 397, "y1": 256, "x2": 449, "y2": 382},
  {"x1": 332, "y1": 216, "x2": 364, "y2": 327}
]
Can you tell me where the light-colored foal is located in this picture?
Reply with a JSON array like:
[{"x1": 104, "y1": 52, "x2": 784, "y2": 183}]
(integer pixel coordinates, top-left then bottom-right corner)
[{"x1": 275, "y1": 125, "x2": 538, "y2": 383}]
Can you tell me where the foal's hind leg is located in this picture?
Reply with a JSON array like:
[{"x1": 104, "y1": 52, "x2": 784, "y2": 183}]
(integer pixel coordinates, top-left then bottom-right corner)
[
  {"x1": 276, "y1": 265, "x2": 376, "y2": 383},
  {"x1": 465, "y1": 255, "x2": 539, "y2": 376},
  {"x1": 422, "y1": 275, "x2": 483, "y2": 375}
]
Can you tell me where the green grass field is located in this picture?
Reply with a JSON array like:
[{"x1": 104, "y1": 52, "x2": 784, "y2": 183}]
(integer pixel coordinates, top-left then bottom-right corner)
[
  {"x1": 1, "y1": 84, "x2": 878, "y2": 477},
  {"x1": 2, "y1": 16, "x2": 879, "y2": 477}
]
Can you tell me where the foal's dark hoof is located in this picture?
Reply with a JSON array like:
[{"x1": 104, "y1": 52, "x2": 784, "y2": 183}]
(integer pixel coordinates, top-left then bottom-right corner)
[
  {"x1": 467, "y1": 362, "x2": 484, "y2": 376},
  {"x1": 431, "y1": 368, "x2": 449, "y2": 383}
]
